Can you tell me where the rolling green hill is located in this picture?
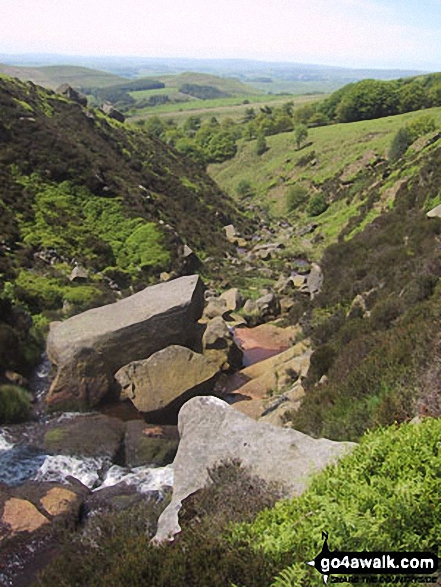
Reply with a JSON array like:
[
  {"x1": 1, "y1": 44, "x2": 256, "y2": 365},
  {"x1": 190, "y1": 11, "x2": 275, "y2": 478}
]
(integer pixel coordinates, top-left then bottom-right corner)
[{"x1": 0, "y1": 64, "x2": 126, "y2": 90}]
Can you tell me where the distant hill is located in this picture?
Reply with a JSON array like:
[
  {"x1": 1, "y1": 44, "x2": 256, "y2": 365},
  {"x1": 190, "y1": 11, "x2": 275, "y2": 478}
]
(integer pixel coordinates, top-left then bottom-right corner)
[
  {"x1": 0, "y1": 64, "x2": 127, "y2": 90},
  {"x1": 156, "y1": 72, "x2": 260, "y2": 96}
]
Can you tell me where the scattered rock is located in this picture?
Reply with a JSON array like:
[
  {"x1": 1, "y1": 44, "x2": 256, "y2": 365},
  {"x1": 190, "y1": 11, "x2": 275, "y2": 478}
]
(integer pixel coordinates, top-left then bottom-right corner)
[
  {"x1": 69, "y1": 265, "x2": 88, "y2": 282},
  {"x1": 154, "y1": 396, "x2": 356, "y2": 541},
  {"x1": 202, "y1": 316, "x2": 243, "y2": 371},
  {"x1": 2, "y1": 497, "x2": 49, "y2": 536},
  {"x1": 219, "y1": 288, "x2": 243, "y2": 312},
  {"x1": 202, "y1": 296, "x2": 230, "y2": 320},
  {"x1": 115, "y1": 345, "x2": 219, "y2": 417},
  {"x1": 427, "y1": 204, "x2": 441, "y2": 219},
  {"x1": 46, "y1": 275, "x2": 205, "y2": 409},
  {"x1": 102, "y1": 102, "x2": 125, "y2": 122},
  {"x1": 56, "y1": 83, "x2": 87, "y2": 107},
  {"x1": 124, "y1": 421, "x2": 179, "y2": 467},
  {"x1": 301, "y1": 263, "x2": 323, "y2": 299},
  {"x1": 40, "y1": 487, "x2": 81, "y2": 518}
]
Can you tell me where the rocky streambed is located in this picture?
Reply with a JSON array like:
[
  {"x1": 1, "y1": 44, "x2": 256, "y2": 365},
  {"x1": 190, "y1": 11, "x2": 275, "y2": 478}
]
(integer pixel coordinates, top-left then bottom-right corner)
[{"x1": 0, "y1": 272, "x2": 349, "y2": 586}]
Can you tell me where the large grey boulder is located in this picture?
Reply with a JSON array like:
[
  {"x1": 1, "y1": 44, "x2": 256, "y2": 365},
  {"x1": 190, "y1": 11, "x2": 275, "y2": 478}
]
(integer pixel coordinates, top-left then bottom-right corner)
[
  {"x1": 46, "y1": 275, "x2": 205, "y2": 409},
  {"x1": 115, "y1": 345, "x2": 219, "y2": 416},
  {"x1": 154, "y1": 396, "x2": 355, "y2": 542}
]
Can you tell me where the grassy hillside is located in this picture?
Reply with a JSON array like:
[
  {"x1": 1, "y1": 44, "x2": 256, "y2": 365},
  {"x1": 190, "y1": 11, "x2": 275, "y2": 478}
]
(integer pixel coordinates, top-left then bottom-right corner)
[
  {"x1": 210, "y1": 106, "x2": 441, "y2": 253},
  {"x1": 0, "y1": 75, "x2": 243, "y2": 378},
  {"x1": 0, "y1": 64, "x2": 126, "y2": 90}
]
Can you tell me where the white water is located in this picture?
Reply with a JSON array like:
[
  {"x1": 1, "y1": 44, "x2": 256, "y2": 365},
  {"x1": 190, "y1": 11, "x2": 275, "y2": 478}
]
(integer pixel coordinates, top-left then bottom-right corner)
[{"x1": 0, "y1": 430, "x2": 174, "y2": 492}]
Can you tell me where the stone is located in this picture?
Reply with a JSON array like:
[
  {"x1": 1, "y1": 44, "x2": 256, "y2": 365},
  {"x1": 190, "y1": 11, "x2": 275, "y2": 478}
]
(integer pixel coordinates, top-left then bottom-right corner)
[
  {"x1": 102, "y1": 102, "x2": 125, "y2": 122},
  {"x1": 302, "y1": 263, "x2": 323, "y2": 299},
  {"x1": 224, "y1": 224, "x2": 239, "y2": 243},
  {"x1": 46, "y1": 275, "x2": 205, "y2": 409},
  {"x1": 154, "y1": 396, "x2": 356, "y2": 542},
  {"x1": 293, "y1": 274, "x2": 306, "y2": 288},
  {"x1": 44, "y1": 414, "x2": 125, "y2": 459},
  {"x1": 202, "y1": 317, "x2": 243, "y2": 371},
  {"x1": 69, "y1": 265, "x2": 88, "y2": 282},
  {"x1": 242, "y1": 299, "x2": 259, "y2": 317},
  {"x1": 40, "y1": 487, "x2": 81, "y2": 518},
  {"x1": 219, "y1": 288, "x2": 243, "y2": 312},
  {"x1": 202, "y1": 297, "x2": 230, "y2": 320},
  {"x1": 427, "y1": 204, "x2": 441, "y2": 219},
  {"x1": 2, "y1": 498, "x2": 49, "y2": 535},
  {"x1": 254, "y1": 293, "x2": 281, "y2": 318},
  {"x1": 56, "y1": 83, "x2": 87, "y2": 107},
  {"x1": 124, "y1": 421, "x2": 179, "y2": 467},
  {"x1": 115, "y1": 345, "x2": 219, "y2": 416}
]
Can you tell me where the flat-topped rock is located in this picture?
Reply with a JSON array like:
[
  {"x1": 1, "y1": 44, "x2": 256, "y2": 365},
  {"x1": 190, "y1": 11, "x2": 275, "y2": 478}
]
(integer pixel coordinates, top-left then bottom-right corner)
[{"x1": 46, "y1": 275, "x2": 205, "y2": 409}]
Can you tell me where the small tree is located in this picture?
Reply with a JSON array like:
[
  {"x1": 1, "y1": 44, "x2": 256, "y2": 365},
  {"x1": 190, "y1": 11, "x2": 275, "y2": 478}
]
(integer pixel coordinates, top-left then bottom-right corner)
[
  {"x1": 255, "y1": 134, "x2": 268, "y2": 156},
  {"x1": 295, "y1": 124, "x2": 308, "y2": 150},
  {"x1": 307, "y1": 193, "x2": 328, "y2": 216},
  {"x1": 286, "y1": 185, "x2": 308, "y2": 212}
]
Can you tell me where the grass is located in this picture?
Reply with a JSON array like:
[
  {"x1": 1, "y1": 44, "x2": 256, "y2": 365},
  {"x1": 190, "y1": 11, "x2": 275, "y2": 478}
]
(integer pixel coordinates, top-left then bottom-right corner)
[{"x1": 128, "y1": 93, "x2": 322, "y2": 124}]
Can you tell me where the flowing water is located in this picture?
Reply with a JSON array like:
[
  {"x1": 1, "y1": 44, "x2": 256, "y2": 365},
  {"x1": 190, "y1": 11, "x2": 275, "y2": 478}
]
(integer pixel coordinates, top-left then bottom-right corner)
[{"x1": 0, "y1": 357, "x2": 174, "y2": 493}]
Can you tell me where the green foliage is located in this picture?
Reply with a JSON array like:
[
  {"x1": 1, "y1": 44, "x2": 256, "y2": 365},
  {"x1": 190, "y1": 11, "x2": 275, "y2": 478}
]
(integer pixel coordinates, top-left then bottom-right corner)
[
  {"x1": 16, "y1": 175, "x2": 169, "y2": 277},
  {"x1": 180, "y1": 83, "x2": 230, "y2": 100},
  {"x1": 236, "y1": 179, "x2": 254, "y2": 198},
  {"x1": 0, "y1": 384, "x2": 32, "y2": 424},
  {"x1": 286, "y1": 185, "x2": 308, "y2": 212},
  {"x1": 255, "y1": 133, "x2": 268, "y2": 156},
  {"x1": 232, "y1": 419, "x2": 441, "y2": 587},
  {"x1": 294, "y1": 124, "x2": 308, "y2": 149},
  {"x1": 389, "y1": 114, "x2": 437, "y2": 162},
  {"x1": 307, "y1": 193, "x2": 328, "y2": 216}
]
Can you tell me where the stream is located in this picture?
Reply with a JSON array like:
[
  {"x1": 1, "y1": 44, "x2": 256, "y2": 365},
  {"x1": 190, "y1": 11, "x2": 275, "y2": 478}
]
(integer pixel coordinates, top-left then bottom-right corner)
[{"x1": 0, "y1": 326, "x2": 284, "y2": 493}]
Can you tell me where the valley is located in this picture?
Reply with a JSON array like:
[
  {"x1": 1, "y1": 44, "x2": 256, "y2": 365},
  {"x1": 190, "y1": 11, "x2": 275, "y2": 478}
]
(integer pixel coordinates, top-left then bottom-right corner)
[{"x1": 0, "y1": 68, "x2": 440, "y2": 587}]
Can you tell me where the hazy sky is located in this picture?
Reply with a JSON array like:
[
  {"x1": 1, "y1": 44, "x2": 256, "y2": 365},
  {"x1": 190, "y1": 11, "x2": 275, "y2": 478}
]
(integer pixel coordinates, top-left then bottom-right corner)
[{"x1": 1, "y1": 0, "x2": 441, "y2": 70}]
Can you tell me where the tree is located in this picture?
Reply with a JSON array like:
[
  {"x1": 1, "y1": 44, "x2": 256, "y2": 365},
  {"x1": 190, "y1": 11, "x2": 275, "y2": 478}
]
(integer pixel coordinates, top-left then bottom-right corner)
[
  {"x1": 255, "y1": 134, "x2": 268, "y2": 156},
  {"x1": 294, "y1": 124, "x2": 308, "y2": 150}
]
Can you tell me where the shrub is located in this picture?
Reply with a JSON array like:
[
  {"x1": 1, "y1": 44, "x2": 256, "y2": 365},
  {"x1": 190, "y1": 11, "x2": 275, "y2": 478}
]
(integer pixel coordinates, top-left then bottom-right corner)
[
  {"x1": 0, "y1": 384, "x2": 32, "y2": 424},
  {"x1": 307, "y1": 193, "x2": 328, "y2": 216},
  {"x1": 236, "y1": 179, "x2": 254, "y2": 198},
  {"x1": 35, "y1": 461, "x2": 283, "y2": 587},
  {"x1": 286, "y1": 185, "x2": 308, "y2": 212},
  {"x1": 232, "y1": 419, "x2": 441, "y2": 587}
]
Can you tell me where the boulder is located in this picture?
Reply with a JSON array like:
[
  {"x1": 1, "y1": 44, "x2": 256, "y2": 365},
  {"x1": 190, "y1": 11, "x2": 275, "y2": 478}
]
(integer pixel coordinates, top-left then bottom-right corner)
[
  {"x1": 224, "y1": 224, "x2": 239, "y2": 243},
  {"x1": 46, "y1": 275, "x2": 205, "y2": 409},
  {"x1": 115, "y1": 345, "x2": 219, "y2": 417},
  {"x1": 69, "y1": 265, "x2": 88, "y2": 282},
  {"x1": 202, "y1": 296, "x2": 230, "y2": 320},
  {"x1": 44, "y1": 414, "x2": 125, "y2": 459},
  {"x1": 427, "y1": 204, "x2": 441, "y2": 219},
  {"x1": 154, "y1": 396, "x2": 356, "y2": 542},
  {"x1": 202, "y1": 316, "x2": 243, "y2": 371},
  {"x1": 301, "y1": 263, "x2": 323, "y2": 299},
  {"x1": 255, "y1": 292, "x2": 281, "y2": 318},
  {"x1": 40, "y1": 487, "x2": 81, "y2": 518},
  {"x1": 102, "y1": 102, "x2": 125, "y2": 122},
  {"x1": 124, "y1": 421, "x2": 179, "y2": 467},
  {"x1": 219, "y1": 288, "x2": 243, "y2": 312},
  {"x1": 56, "y1": 83, "x2": 87, "y2": 107},
  {"x1": 2, "y1": 497, "x2": 49, "y2": 536}
]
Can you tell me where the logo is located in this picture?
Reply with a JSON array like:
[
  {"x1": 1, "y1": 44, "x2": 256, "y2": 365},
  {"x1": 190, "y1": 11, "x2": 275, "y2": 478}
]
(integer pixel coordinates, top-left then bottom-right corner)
[{"x1": 307, "y1": 533, "x2": 438, "y2": 584}]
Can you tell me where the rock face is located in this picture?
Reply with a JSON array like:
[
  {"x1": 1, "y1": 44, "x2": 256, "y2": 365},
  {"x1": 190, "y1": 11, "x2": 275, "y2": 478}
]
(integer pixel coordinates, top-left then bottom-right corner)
[
  {"x1": 154, "y1": 396, "x2": 356, "y2": 542},
  {"x1": 102, "y1": 102, "x2": 125, "y2": 122},
  {"x1": 115, "y1": 345, "x2": 219, "y2": 416},
  {"x1": 2, "y1": 498, "x2": 49, "y2": 535},
  {"x1": 46, "y1": 275, "x2": 205, "y2": 409}
]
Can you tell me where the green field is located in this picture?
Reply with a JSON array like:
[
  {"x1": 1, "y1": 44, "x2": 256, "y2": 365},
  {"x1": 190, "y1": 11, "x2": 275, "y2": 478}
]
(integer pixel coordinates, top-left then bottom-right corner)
[{"x1": 128, "y1": 93, "x2": 323, "y2": 124}]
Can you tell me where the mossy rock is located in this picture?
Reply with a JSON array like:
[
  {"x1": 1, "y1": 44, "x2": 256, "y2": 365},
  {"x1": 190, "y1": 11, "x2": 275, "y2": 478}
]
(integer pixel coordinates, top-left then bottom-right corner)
[
  {"x1": 44, "y1": 414, "x2": 125, "y2": 460},
  {"x1": 124, "y1": 421, "x2": 179, "y2": 467}
]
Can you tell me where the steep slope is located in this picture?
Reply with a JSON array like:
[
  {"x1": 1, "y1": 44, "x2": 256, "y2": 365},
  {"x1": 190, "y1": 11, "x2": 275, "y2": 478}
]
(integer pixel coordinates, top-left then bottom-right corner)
[{"x1": 0, "y1": 75, "x2": 242, "y2": 376}]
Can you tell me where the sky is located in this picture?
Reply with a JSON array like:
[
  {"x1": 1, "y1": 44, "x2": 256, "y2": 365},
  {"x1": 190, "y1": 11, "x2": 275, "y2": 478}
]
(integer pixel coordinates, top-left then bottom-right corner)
[{"x1": 1, "y1": 0, "x2": 441, "y2": 70}]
